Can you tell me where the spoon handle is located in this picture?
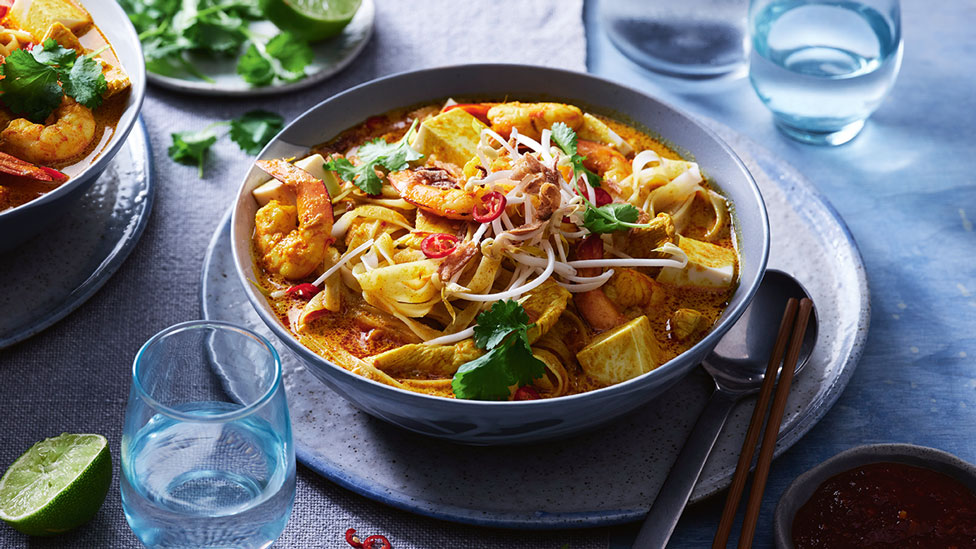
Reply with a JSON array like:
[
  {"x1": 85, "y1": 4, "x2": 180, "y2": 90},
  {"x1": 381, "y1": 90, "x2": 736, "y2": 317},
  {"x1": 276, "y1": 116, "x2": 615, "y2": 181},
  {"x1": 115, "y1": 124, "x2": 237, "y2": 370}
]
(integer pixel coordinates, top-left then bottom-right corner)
[{"x1": 633, "y1": 388, "x2": 739, "y2": 548}]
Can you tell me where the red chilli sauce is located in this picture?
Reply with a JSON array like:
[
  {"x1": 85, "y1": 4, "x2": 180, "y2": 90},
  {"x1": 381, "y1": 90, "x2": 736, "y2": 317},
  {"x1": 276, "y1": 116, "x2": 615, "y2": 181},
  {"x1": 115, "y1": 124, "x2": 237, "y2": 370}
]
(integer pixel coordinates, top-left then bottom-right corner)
[{"x1": 792, "y1": 462, "x2": 976, "y2": 548}]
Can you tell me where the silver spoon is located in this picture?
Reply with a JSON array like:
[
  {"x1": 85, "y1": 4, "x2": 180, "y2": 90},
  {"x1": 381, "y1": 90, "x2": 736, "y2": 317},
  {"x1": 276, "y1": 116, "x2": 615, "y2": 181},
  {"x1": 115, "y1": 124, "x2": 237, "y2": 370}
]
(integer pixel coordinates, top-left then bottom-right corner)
[{"x1": 633, "y1": 269, "x2": 818, "y2": 548}]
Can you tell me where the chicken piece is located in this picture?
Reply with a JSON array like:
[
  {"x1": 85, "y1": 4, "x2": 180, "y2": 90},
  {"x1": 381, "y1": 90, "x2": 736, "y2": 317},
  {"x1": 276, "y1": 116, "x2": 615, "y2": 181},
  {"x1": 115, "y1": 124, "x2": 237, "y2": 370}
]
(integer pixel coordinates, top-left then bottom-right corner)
[
  {"x1": 369, "y1": 339, "x2": 482, "y2": 378},
  {"x1": 614, "y1": 213, "x2": 676, "y2": 256},
  {"x1": 521, "y1": 279, "x2": 572, "y2": 343},
  {"x1": 576, "y1": 316, "x2": 662, "y2": 385},
  {"x1": 602, "y1": 268, "x2": 664, "y2": 310},
  {"x1": 670, "y1": 308, "x2": 705, "y2": 340},
  {"x1": 487, "y1": 102, "x2": 583, "y2": 140}
]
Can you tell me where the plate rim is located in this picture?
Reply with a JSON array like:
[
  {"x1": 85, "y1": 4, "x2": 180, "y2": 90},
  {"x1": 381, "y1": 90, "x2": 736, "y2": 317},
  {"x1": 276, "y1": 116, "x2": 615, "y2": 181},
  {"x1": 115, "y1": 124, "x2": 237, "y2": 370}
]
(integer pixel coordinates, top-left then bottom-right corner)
[
  {"x1": 199, "y1": 126, "x2": 870, "y2": 528},
  {"x1": 145, "y1": 0, "x2": 375, "y2": 97},
  {"x1": 0, "y1": 117, "x2": 155, "y2": 349}
]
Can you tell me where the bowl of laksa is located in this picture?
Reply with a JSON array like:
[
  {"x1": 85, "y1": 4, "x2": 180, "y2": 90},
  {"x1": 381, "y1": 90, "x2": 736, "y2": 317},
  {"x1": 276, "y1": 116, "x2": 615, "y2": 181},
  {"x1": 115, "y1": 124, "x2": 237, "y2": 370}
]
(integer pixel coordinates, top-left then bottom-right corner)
[
  {"x1": 232, "y1": 65, "x2": 769, "y2": 444},
  {"x1": 0, "y1": 0, "x2": 146, "y2": 253}
]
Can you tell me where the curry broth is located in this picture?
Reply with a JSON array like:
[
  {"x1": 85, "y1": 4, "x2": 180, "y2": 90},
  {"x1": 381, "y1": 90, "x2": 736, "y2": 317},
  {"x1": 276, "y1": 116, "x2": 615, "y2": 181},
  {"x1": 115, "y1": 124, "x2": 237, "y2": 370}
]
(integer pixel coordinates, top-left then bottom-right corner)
[{"x1": 254, "y1": 101, "x2": 738, "y2": 399}]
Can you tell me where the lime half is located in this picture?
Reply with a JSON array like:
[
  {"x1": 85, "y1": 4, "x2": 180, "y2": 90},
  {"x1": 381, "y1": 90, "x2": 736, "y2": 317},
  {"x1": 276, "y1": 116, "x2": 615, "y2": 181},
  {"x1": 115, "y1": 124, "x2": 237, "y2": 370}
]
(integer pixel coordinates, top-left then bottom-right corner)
[
  {"x1": 261, "y1": 0, "x2": 363, "y2": 42},
  {"x1": 0, "y1": 433, "x2": 111, "y2": 536}
]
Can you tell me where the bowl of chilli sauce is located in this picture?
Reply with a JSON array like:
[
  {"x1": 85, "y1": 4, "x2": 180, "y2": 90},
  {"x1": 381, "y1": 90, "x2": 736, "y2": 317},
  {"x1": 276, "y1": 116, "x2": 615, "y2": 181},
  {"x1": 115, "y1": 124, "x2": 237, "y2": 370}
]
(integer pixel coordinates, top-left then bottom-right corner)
[
  {"x1": 775, "y1": 443, "x2": 976, "y2": 548},
  {"x1": 0, "y1": 1, "x2": 147, "y2": 254}
]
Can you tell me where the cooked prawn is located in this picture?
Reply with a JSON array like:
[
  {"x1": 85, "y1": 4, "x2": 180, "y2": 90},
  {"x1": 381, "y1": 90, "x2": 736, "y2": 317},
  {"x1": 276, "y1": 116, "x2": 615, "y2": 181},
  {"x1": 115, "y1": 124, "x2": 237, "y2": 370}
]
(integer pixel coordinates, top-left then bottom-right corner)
[
  {"x1": 1, "y1": 98, "x2": 95, "y2": 165},
  {"x1": 254, "y1": 159, "x2": 334, "y2": 280},
  {"x1": 573, "y1": 236, "x2": 628, "y2": 332},
  {"x1": 578, "y1": 140, "x2": 632, "y2": 184},
  {"x1": 388, "y1": 167, "x2": 485, "y2": 220},
  {"x1": 487, "y1": 102, "x2": 583, "y2": 140}
]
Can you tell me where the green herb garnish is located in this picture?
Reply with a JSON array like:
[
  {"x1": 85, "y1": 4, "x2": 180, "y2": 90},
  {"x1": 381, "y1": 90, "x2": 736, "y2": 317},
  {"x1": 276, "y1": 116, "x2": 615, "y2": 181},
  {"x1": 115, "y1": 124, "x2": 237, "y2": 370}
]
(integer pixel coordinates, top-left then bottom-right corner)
[
  {"x1": 120, "y1": 0, "x2": 313, "y2": 87},
  {"x1": 0, "y1": 39, "x2": 108, "y2": 121},
  {"x1": 552, "y1": 122, "x2": 650, "y2": 234},
  {"x1": 452, "y1": 300, "x2": 546, "y2": 401},
  {"x1": 551, "y1": 121, "x2": 601, "y2": 188},
  {"x1": 228, "y1": 110, "x2": 285, "y2": 154},
  {"x1": 169, "y1": 128, "x2": 219, "y2": 177},
  {"x1": 324, "y1": 120, "x2": 423, "y2": 195},
  {"x1": 168, "y1": 110, "x2": 285, "y2": 175}
]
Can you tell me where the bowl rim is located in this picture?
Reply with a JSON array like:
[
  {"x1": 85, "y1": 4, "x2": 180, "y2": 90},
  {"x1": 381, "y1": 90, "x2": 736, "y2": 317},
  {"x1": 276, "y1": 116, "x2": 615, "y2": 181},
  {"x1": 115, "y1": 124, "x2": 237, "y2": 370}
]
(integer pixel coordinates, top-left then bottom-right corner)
[
  {"x1": 231, "y1": 63, "x2": 770, "y2": 407},
  {"x1": 0, "y1": 0, "x2": 147, "y2": 219},
  {"x1": 773, "y1": 442, "x2": 976, "y2": 548}
]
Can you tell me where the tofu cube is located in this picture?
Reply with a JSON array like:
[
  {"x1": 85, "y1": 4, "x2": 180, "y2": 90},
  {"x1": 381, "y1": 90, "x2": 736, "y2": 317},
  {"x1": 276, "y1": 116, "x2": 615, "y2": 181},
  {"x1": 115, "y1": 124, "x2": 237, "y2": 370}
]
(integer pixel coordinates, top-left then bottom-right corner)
[
  {"x1": 410, "y1": 108, "x2": 487, "y2": 167},
  {"x1": 41, "y1": 21, "x2": 82, "y2": 52},
  {"x1": 657, "y1": 236, "x2": 737, "y2": 288},
  {"x1": 576, "y1": 316, "x2": 661, "y2": 385},
  {"x1": 577, "y1": 113, "x2": 634, "y2": 156},
  {"x1": 9, "y1": 0, "x2": 92, "y2": 40}
]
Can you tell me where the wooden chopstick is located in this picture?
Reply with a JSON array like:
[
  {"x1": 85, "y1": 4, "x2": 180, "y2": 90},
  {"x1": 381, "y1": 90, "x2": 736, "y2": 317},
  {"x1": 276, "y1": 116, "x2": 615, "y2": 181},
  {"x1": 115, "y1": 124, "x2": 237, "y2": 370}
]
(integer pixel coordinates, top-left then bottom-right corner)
[
  {"x1": 737, "y1": 298, "x2": 814, "y2": 549},
  {"x1": 711, "y1": 298, "x2": 799, "y2": 548}
]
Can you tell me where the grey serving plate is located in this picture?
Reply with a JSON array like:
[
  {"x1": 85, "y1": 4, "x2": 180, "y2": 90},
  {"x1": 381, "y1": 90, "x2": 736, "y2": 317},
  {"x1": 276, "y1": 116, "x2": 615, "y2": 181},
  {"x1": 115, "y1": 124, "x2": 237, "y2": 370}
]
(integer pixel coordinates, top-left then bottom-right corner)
[
  {"x1": 0, "y1": 0, "x2": 146, "y2": 253},
  {"x1": 202, "y1": 120, "x2": 869, "y2": 527},
  {"x1": 229, "y1": 64, "x2": 771, "y2": 445},
  {"x1": 0, "y1": 118, "x2": 154, "y2": 349},
  {"x1": 774, "y1": 443, "x2": 976, "y2": 548}
]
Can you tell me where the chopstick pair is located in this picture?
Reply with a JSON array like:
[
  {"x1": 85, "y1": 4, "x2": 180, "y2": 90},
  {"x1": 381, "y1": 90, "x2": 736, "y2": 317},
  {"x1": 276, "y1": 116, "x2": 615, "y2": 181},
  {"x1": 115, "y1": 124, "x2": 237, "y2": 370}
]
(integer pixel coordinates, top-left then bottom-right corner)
[{"x1": 712, "y1": 297, "x2": 814, "y2": 549}]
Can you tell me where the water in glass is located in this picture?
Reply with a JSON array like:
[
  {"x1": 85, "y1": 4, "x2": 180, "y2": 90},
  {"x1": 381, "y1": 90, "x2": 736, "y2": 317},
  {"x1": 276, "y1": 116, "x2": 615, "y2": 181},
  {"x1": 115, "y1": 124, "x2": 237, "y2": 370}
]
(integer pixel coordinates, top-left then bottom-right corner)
[{"x1": 749, "y1": 0, "x2": 902, "y2": 144}]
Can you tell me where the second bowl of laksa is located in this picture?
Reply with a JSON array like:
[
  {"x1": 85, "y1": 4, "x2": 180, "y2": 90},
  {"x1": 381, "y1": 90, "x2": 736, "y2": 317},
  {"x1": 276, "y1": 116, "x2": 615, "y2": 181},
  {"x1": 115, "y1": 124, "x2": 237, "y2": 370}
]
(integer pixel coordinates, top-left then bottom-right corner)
[{"x1": 232, "y1": 65, "x2": 768, "y2": 444}]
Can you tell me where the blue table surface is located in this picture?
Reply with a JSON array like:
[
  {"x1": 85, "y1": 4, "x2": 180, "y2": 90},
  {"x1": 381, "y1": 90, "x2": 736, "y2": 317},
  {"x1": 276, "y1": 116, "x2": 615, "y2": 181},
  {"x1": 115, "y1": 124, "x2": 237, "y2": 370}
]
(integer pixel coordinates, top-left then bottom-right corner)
[{"x1": 585, "y1": 0, "x2": 976, "y2": 546}]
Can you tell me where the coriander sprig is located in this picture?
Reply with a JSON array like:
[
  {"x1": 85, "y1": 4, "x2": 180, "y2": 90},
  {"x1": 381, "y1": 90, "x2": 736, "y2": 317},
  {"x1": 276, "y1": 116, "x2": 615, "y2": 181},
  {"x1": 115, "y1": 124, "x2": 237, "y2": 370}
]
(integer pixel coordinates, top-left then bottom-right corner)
[
  {"x1": 324, "y1": 120, "x2": 424, "y2": 195},
  {"x1": 169, "y1": 110, "x2": 285, "y2": 176},
  {"x1": 451, "y1": 300, "x2": 546, "y2": 401}
]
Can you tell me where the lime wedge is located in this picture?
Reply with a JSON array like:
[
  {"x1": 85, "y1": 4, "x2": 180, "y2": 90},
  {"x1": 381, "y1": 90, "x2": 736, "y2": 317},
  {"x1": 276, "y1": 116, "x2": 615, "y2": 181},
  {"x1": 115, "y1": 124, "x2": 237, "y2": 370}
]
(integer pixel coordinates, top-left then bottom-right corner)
[
  {"x1": 260, "y1": 0, "x2": 363, "y2": 42},
  {"x1": 0, "y1": 433, "x2": 111, "y2": 536}
]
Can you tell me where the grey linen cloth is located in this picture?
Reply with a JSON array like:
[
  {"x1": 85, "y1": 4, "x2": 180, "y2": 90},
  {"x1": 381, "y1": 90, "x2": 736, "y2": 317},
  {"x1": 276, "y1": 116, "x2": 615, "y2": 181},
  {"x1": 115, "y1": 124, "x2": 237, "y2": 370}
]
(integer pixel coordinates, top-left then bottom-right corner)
[{"x1": 0, "y1": 0, "x2": 609, "y2": 547}]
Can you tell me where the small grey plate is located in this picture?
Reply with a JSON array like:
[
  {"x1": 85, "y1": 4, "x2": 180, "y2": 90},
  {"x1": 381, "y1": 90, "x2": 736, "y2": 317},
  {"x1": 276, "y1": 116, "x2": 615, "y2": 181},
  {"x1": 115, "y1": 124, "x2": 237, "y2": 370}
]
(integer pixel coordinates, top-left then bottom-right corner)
[
  {"x1": 0, "y1": 118, "x2": 154, "y2": 349},
  {"x1": 147, "y1": 0, "x2": 374, "y2": 97},
  {"x1": 773, "y1": 443, "x2": 976, "y2": 548},
  {"x1": 200, "y1": 120, "x2": 868, "y2": 528}
]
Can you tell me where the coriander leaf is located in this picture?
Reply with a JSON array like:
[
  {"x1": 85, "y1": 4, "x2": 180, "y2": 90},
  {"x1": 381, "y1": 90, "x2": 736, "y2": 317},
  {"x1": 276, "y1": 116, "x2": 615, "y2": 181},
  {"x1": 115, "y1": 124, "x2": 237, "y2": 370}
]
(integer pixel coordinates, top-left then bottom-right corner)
[
  {"x1": 236, "y1": 43, "x2": 274, "y2": 86},
  {"x1": 0, "y1": 49, "x2": 63, "y2": 121},
  {"x1": 229, "y1": 110, "x2": 284, "y2": 154},
  {"x1": 472, "y1": 299, "x2": 533, "y2": 350},
  {"x1": 266, "y1": 33, "x2": 313, "y2": 78},
  {"x1": 168, "y1": 129, "x2": 218, "y2": 177},
  {"x1": 325, "y1": 121, "x2": 423, "y2": 195},
  {"x1": 551, "y1": 121, "x2": 601, "y2": 188},
  {"x1": 63, "y1": 54, "x2": 108, "y2": 110},
  {"x1": 451, "y1": 337, "x2": 546, "y2": 401},
  {"x1": 31, "y1": 39, "x2": 76, "y2": 68},
  {"x1": 582, "y1": 202, "x2": 641, "y2": 234}
]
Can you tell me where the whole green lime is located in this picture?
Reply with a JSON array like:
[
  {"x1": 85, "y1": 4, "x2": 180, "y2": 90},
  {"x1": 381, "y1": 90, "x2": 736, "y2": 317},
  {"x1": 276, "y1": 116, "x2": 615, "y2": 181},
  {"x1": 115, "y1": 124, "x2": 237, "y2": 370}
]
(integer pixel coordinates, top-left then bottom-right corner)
[
  {"x1": 260, "y1": 0, "x2": 362, "y2": 42},
  {"x1": 0, "y1": 433, "x2": 112, "y2": 536}
]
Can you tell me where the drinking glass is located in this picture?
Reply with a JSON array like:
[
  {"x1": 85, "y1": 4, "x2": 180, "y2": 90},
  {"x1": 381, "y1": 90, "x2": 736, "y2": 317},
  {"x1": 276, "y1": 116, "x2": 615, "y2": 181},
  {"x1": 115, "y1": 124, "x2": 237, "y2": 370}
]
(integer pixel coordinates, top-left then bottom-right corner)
[
  {"x1": 748, "y1": 0, "x2": 903, "y2": 145},
  {"x1": 601, "y1": 0, "x2": 750, "y2": 80},
  {"x1": 121, "y1": 321, "x2": 295, "y2": 549}
]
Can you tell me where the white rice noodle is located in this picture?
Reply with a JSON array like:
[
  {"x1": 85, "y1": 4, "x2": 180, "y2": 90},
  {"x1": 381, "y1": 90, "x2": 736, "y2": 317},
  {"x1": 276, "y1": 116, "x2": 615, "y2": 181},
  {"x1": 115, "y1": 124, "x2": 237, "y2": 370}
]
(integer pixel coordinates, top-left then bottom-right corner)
[
  {"x1": 555, "y1": 227, "x2": 589, "y2": 239},
  {"x1": 424, "y1": 326, "x2": 475, "y2": 346},
  {"x1": 500, "y1": 210, "x2": 515, "y2": 231},
  {"x1": 632, "y1": 149, "x2": 662, "y2": 175},
  {"x1": 560, "y1": 269, "x2": 614, "y2": 283},
  {"x1": 482, "y1": 127, "x2": 519, "y2": 158},
  {"x1": 553, "y1": 235, "x2": 568, "y2": 263},
  {"x1": 524, "y1": 193, "x2": 535, "y2": 225},
  {"x1": 311, "y1": 238, "x2": 375, "y2": 287},
  {"x1": 556, "y1": 269, "x2": 615, "y2": 292},
  {"x1": 361, "y1": 250, "x2": 379, "y2": 271},
  {"x1": 471, "y1": 222, "x2": 490, "y2": 245},
  {"x1": 331, "y1": 207, "x2": 412, "y2": 240},
  {"x1": 454, "y1": 242, "x2": 555, "y2": 302},
  {"x1": 512, "y1": 252, "x2": 576, "y2": 277},
  {"x1": 491, "y1": 217, "x2": 504, "y2": 237},
  {"x1": 608, "y1": 247, "x2": 633, "y2": 259},
  {"x1": 567, "y1": 256, "x2": 687, "y2": 270},
  {"x1": 513, "y1": 132, "x2": 545, "y2": 158},
  {"x1": 470, "y1": 169, "x2": 514, "y2": 188},
  {"x1": 540, "y1": 129, "x2": 552, "y2": 163},
  {"x1": 270, "y1": 288, "x2": 289, "y2": 299},
  {"x1": 362, "y1": 198, "x2": 415, "y2": 210}
]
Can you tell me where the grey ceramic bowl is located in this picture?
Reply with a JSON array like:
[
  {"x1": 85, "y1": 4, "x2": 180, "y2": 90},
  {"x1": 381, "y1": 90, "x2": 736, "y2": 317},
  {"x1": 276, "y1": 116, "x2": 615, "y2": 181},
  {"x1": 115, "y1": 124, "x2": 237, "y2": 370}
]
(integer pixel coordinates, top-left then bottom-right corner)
[
  {"x1": 230, "y1": 64, "x2": 770, "y2": 444},
  {"x1": 774, "y1": 443, "x2": 976, "y2": 548},
  {"x1": 0, "y1": 1, "x2": 147, "y2": 254}
]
